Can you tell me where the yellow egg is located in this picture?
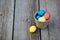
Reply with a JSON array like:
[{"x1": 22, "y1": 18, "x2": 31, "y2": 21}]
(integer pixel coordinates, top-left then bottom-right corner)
[
  {"x1": 29, "y1": 25, "x2": 36, "y2": 33},
  {"x1": 38, "y1": 16, "x2": 46, "y2": 22}
]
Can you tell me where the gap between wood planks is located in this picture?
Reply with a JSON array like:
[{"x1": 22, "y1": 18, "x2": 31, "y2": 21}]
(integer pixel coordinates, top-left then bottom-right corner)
[
  {"x1": 12, "y1": 0, "x2": 16, "y2": 40},
  {"x1": 12, "y1": 0, "x2": 41, "y2": 40},
  {"x1": 38, "y1": 0, "x2": 41, "y2": 40}
]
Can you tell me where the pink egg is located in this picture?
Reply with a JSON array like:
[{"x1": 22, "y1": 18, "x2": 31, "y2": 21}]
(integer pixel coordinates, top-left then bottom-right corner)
[{"x1": 44, "y1": 12, "x2": 50, "y2": 20}]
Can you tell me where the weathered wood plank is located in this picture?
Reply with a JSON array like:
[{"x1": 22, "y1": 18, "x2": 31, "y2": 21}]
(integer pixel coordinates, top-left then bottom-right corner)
[
  {"x1": 1, "y1": 0, "x2": 14, "y2": 40},
  {"x1": 46, "y1": 0, "x2": 60, "y2": 40},
  {"x1": 0, "y1": 16, "x2": 2, "y2": 40},
  {"x1": 30, "y1": 0, "x2": 41, "y2": 40},
  {"x1": 40, "y1": 0, "x2": 49, "y2": 40},
  {"x1": 0, "y1": 0, "x2": 4, "y2": 40},
  {"x1": 14, "y1": 0, "x2": 40, "y2": 40}
]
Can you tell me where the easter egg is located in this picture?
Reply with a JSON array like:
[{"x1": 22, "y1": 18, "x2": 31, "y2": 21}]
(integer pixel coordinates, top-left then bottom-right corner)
[
  {"x1": 35, "y1": 15, "x2": 40, "y2": 20},
  {"x1": 38, "y1": 10, "x2": 46, "y2": 16},
  {"x1": 44, "y1": 12, "x2": 50, "y2": 20},
  {"x1": 35, "y1": 13, "x2": 41, "y2": 20},
  {"x1": 38, "y1": 16, "x2": 46, "y2": 22},
  {"x1": 29, "y1": 25, "x2": 37, "y2": 33}
]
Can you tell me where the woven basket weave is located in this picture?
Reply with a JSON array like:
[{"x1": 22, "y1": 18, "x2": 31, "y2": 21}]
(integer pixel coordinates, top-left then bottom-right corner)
[{"x1": 34, "y1": 12, "x2": 48, "y2": 29}]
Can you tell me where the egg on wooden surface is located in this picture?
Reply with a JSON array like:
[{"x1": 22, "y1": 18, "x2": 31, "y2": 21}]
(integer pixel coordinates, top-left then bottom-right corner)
[{"x1": 29, "y1": 25, "x2": 37, "y2": 33}]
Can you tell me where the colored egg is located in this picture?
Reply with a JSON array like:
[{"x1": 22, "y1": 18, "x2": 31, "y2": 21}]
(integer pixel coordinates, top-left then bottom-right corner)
[
  {"x1": 44, "y1": 12, "x2": 50, "y2": 20},
  {"x1": 35, "y1": 15, "x2": 40, "y2": 20},
  {"x1": 38, "y1": 16, "x2": 46, "y2": 22},
  {"x1": 29, "y1": 25, "x2": 37, "y2": 33},
  {"x1": 38, "y1": 10, "x2": 46, "y2": 16}
]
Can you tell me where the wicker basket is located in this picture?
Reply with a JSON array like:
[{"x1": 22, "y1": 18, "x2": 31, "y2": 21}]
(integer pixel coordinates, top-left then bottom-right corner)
[{"x1": 34, "y1": 12, "x2": 48, "y2": 29}]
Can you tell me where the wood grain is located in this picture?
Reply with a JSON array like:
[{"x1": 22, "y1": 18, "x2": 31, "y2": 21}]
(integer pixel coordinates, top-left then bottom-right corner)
[
  {"x1": 0, "y1": 0, "x2": 4, "y2": 40},
  {"x1": 40, "y1": 0, "x2": 49, "y2": 40},
  {"x1": 14, "y1": 0, "x2": 40, "y2": 40},
  {"x1": 46, "y1": 0, "x2": 60, "y2": 40},
  {"x1": 1, "y1": 0, "x2": 14, "y2": 40}
]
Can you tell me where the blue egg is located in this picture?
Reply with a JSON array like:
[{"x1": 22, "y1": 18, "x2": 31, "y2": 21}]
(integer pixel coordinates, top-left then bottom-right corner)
[
  {"x1": 35, "y1": 16, "x2": 40, "y2": 20},
  {"x1": 38, "y1": 10, "x2": 46, "y2": 16}
]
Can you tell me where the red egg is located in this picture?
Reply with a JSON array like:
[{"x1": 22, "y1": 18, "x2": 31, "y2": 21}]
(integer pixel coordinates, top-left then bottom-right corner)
[{"x1": 44, "y1": 12, "x2": 50, "y2": 20}]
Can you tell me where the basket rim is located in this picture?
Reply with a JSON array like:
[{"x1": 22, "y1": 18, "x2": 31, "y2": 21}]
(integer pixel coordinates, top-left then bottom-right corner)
[{"x1": 33, "y1": 12, "x2": 49, "y2": 23}]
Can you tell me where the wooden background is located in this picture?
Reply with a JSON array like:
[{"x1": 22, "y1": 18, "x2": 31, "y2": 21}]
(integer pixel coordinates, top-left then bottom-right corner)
[{"x1": 0, "y1": 0, "x2": 60, "y2": 40}]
